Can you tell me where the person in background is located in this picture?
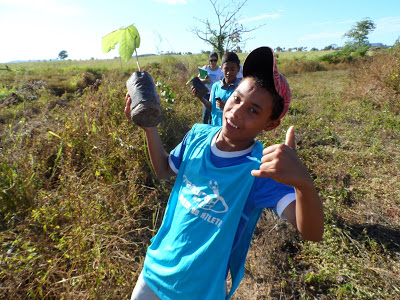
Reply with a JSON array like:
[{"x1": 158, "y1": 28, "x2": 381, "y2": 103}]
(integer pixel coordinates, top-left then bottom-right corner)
[
  {"x1": 198, "y1": 52, "x2": 223, "y2": 124},
  {"x1": 126, "y1": 46, "x2": 324, "y2": 300},
  {"x1": 193, "y1": 51, "x2": 241, "y2": 126}
]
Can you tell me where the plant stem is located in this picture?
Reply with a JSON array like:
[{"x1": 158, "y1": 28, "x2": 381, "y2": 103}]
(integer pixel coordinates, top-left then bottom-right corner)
[{"x1": 134, "y1": 37, "x2": 141, "y2": 72}]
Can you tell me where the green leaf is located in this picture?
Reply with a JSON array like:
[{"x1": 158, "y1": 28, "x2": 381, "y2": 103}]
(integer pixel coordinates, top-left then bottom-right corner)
[{"x1": 102, "y1": 25, "x2": 141, "y2": 62}]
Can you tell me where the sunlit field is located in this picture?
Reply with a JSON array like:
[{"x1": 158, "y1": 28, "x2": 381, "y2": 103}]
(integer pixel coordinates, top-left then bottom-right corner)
[{"x1": 1, "y1": 48, "x2": 399, "y2": 299}]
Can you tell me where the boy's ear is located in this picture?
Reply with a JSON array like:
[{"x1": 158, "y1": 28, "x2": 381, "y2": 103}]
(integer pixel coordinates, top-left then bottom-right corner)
[{"x1": 263, "y1": 119, "x2": 280, "y2": 132}]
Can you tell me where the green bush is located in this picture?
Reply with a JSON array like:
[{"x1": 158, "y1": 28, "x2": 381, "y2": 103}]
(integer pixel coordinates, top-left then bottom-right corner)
[{"x1": 319, "y1": 44, "x2": 371, "y2": 64}]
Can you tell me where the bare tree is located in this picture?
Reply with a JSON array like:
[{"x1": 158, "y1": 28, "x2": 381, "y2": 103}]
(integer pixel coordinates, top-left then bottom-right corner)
[{"x1": 190, "y1": 0, "x2": 263, "y2": 58}]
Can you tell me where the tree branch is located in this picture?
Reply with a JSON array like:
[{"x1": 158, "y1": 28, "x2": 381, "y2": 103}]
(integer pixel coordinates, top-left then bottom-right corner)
[{"x1": 189, "y1": 0, "x2": 263, "y2": 56}]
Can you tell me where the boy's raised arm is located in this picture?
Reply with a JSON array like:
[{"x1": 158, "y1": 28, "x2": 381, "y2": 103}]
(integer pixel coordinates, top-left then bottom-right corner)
[
  {"x1": 251, "y1": 126, "x2": 324, "y2": 242},
  {"x1": 124, "y1": 94, "x2": 175, "y2": 180}
]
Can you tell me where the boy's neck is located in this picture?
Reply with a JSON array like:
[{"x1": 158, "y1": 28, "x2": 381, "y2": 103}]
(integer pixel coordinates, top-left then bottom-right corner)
[
  {"x1": 223, "y1": 77, "x2": 237, "y2": 86},
  {"x1": 215, "y1": 130, "x2": 255, "y2": 152}
]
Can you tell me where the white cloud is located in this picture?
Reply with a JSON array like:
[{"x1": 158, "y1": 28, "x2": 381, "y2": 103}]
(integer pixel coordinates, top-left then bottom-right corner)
[
  {"x1": 311, "y1": 20, "x2": 353, "y2": 27},
  {"x1": 240, "y1": 13, "x2": 280, "y2": 23},
  {"x1": 338, "y1": 20, "x2": 355, "y2": 25},
  {"x1": 0, "y1": 0, "x2": 82, "y2": 14},
  {"x1": 375, "y1": 17, "x2": 400, "y2": 34},
  {"x1": 299, "y1": 32, "x2": 343, "y2": 41},
  {"x1": 155, "y1": 0, "x2": 187, "y2": 4},
  {"x1": 0, "y1": 21, "x2": 82, "y2": 61}
]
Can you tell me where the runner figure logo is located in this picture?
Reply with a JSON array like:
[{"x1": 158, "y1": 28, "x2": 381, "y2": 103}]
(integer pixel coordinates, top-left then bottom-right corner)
[
  {"x1": 193, "y1": 179, "x2": 228, "y2": 213},
  {"x1": 183, "y1": 175, "x2": 229, "y2": 214}
]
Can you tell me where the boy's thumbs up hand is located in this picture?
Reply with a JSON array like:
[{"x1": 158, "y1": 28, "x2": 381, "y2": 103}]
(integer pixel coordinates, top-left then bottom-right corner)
[
  {"x1": 285, "y1": 125, "x2": 296, "y2": 150},
  {"x1": 251, "y1": 126, "x2": 312, "y2": 188}
]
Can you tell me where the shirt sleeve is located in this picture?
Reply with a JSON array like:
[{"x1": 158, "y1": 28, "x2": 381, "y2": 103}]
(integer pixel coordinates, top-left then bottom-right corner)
[
  {"x1": 249, "y1": 177, "x2": 296, "y2": 218},
  {"x1": 168, "y1": 130, "x2": 191, "y2": 174}
]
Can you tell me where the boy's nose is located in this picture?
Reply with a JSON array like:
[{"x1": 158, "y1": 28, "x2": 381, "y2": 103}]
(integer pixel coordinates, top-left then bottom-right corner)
[{"x1": 231, "y1": 104, "x2": 243, "y2": 119}]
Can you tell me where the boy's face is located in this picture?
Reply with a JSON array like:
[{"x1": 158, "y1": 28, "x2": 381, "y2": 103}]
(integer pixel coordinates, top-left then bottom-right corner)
[
  {"x1": 220, "y1": 77, "x2": 280, "y2": 149},
  {"x1": 221, "y1": 62, "x2": 239, "y2": 85}
]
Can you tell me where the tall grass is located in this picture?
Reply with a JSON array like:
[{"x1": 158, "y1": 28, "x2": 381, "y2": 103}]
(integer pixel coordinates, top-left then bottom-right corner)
[{"x1": 1, "y1": 49, "x2": 399, "y2": 299}]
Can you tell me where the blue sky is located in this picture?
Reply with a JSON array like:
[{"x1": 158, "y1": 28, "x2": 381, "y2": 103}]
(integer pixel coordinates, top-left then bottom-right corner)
[{"x1": 0, "y1": 0, "x2": 399, "y2": 63}]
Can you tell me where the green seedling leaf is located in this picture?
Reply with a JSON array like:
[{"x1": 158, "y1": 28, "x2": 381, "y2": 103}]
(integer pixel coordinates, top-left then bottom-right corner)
[{"x1": 102, "y1": 25, "x2": 141, "y2": 62}]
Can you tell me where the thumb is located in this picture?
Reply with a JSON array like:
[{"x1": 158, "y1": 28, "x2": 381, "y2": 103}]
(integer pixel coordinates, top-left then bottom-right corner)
[{"x1": 285, "y1": 125, "x2": 296, "y2": 151}]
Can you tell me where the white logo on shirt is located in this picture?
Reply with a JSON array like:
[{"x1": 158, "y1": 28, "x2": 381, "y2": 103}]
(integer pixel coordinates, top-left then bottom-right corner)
[{"x1": 182, "y1": 175, "x2": 228, "y2": 213}]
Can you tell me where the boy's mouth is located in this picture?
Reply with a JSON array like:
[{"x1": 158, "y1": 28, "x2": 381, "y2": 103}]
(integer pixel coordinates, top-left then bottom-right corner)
[{"x1": 226, "y1": 118, "x2": 239, "y2": 129}]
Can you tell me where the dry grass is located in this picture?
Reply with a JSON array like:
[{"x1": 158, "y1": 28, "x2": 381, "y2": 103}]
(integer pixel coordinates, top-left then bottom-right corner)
[
  {"x1": 346, "y1": 48, "x2": 400, "y2": 114},
  {"x1": 1, "y1": 49, "x2": 399, "y2": 299}
]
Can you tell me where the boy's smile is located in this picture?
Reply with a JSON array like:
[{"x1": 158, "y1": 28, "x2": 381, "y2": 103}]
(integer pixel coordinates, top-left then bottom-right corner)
[{"x1": 216, "y1": 77, "x2": 280, "y2": 152}]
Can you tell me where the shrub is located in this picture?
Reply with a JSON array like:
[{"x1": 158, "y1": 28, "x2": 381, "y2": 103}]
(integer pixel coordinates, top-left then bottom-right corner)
[
  {"x1": 279, "y1": 57, "x2": 326, "y2": 74},
  {"x1": 345, "y1": 47, "x2": 400, "y2": 113},
  {"x1": 319, "y1": 44, "x2": 371, "y2": 64}
]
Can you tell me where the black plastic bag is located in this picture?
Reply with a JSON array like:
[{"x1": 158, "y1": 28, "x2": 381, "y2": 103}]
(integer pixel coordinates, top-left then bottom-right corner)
[
  {"x1": 127, "y1": 71, "x2": 162, "y2": 127},
  {"x1": 189, "y1": 76, "x2": 209, "y2": 99}
]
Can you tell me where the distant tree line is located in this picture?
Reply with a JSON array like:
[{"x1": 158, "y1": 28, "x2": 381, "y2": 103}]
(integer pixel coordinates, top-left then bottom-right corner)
[{"x1": 274, "y1": 18, "x2": 398, "y2": 53}]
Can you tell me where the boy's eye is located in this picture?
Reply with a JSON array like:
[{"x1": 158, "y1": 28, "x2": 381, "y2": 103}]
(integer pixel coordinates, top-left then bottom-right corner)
[{"x1": 249, "y1": 107, "x2": 257, "y2": 114}]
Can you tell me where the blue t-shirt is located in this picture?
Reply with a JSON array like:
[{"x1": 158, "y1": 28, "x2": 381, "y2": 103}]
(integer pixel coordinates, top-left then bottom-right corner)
[
  {"x1": 143, "y1": 124, "x2": 295, "y2": 300},
  {"x1": 169, "y1": 126, "x2": 295, "y2": 219},
  {"x1": 210, "y1": 77, "x2": 242, "y2": 126}
]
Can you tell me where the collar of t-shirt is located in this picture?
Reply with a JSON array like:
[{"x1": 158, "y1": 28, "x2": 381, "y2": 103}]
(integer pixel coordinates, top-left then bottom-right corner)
[
  {"x1": 210, "y1": 130, "x2": 256, "y2": 168},
  {"x1": 220, "y1": 77, "x2": 240, "y2": 89}
]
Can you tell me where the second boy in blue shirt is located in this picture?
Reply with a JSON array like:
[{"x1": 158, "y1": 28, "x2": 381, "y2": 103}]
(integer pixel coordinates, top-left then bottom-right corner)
[{"x1": 193, "y1": 52, "x2": 241, "y2": 126}]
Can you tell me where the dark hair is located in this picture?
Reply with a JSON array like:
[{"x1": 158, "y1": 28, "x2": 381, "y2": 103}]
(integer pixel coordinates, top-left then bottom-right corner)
[
  {"x1": 209, "y1": 52, "x2": 218, "y2": 60},
  {"x1": 247, "y1": 74, "x2": 284, "y2": 120},
  {"x1": 221, "y1": 52, "x2": 240, "y2": 68}
]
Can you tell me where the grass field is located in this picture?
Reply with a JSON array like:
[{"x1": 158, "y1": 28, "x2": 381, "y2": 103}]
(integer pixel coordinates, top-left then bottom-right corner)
[
  {"x1": 1, "y1": 48, "x2": 399, "y2": 299},
  {"x1": 1, "y1": 49, "x2": 332, "y2": 72}
]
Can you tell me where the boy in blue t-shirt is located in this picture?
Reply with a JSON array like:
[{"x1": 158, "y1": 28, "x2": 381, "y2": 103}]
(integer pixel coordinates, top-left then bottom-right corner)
[
  {"x1": 192, "y1": 52, "x2": 241, "y2": 127},
  {"x1": 125, "y1": 46, "x2": 324, "y2": 300},
  {"x1": 198, "y1": 52, "x2": 224, "y2": 124}
]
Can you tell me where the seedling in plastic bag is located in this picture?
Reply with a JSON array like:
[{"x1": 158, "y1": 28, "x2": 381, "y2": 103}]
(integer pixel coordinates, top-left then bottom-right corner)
[{"x1": 102, "y1": 24, "x2": 161, "y2": 127}]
